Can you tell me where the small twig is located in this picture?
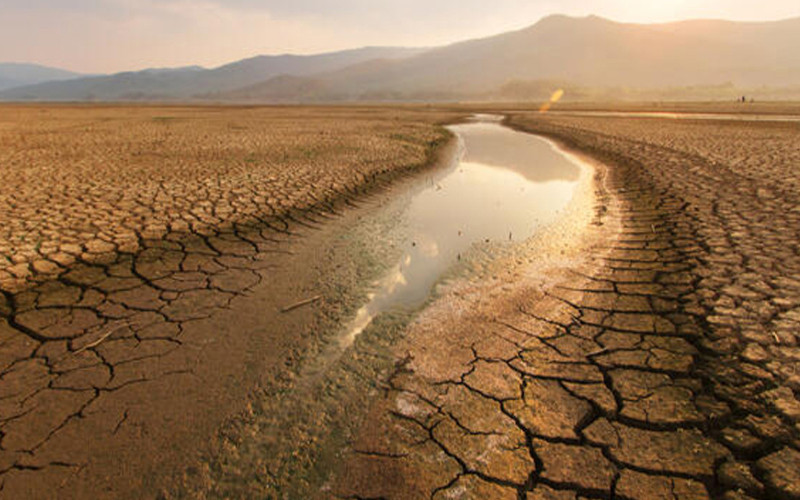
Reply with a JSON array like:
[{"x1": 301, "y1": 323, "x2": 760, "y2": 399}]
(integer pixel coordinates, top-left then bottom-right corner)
[
  {"x1": 74, "y1": 323, "x2": 128, "y2": 354},
  {"x1": 281, "y1": 295, "x2": 322, "y2": 313}
]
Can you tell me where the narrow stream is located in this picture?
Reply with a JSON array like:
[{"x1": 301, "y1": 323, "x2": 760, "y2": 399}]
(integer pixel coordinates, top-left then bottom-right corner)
[
  {"x1": 340, "y1": 115, "x2": 582, "y2": 347},
  {"x1": 210, "y1": 115, "x2": 593, "y2": 496}
]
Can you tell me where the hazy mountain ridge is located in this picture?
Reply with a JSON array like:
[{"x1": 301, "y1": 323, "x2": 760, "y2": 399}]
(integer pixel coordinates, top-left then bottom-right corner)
[
  {"x1": 0, "y1": 63, "x2": 84, "y2": 91},
  {"x1": 0, "y1": 47, "x2": 424, "y2": 101},
  {"x1": 3, "y1": 15, "x2": 800, "y2": 102},
  {"x1": 227, "y1": 14, "x2": 800, "y2": 102}
]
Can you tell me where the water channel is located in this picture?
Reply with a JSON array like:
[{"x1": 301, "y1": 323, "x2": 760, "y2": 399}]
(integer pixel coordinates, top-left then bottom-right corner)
[
  {"x1": 340, "y1": 115, "x2": 583, "y2": 347},
  {"x1": 212, "y1": 115, "x2": 593, "y2": 495}
]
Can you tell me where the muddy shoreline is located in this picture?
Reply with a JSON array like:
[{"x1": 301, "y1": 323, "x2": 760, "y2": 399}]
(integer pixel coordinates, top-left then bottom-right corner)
[{"x1": 165, "y1": 136, "x2": 467, "y2": 499}]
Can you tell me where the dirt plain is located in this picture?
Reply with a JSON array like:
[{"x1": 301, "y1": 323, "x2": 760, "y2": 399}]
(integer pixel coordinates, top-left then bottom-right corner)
[
  {"x1": 333, "y1": 109, "x2": 800, "y2": 499},
  {"x1": 0, "y1": 104, "x2": 457, "y2": 291},
  {"x1": 0, "y1": 104, "x2": 459, "y2": 498},
  {"x1": 1, "y1": 103, "x2": 800, "y2": 499}
]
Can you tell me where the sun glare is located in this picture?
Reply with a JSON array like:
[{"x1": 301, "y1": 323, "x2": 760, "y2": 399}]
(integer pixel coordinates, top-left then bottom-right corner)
[{"x1": 539, "y1": 88, "x2": 564, "y2": 113}]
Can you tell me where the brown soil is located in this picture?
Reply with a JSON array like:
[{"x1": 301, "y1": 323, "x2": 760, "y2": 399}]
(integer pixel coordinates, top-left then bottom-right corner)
[
  {"x1": 4, "y1": 104, "x2": 800, "y2": 499},
  {"x1": 0, "y1": 104, "x2": 461, "y2": 498},
  {"x1": 333, "y1": 110, "x2": 800, "y2": 499},
  {"x1": 0, "y1": 105, "x2": 458, "y2": 292}
]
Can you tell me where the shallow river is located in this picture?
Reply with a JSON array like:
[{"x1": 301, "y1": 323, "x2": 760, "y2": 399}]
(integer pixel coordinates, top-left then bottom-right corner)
[
  {"x1": 341, "y1": 115, "x2": 582, "y2": 345},
  {"x1": 208, "y1": 115, "x2": 591, "y2": 495}
]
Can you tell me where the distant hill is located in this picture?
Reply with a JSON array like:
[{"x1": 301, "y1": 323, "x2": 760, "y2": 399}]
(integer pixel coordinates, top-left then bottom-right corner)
[
  {"x1": 0, "y1": 63, "x2": 84, "y2": 91},
  {"x1": 0, "y1": 47, "x2": 424, "y2": 101},
  {"x1": 3, "y1": 15, "x2": 800, "y2": 102},
  {"x1": 213, "y1": 15, "x2": 800, "y2": 102}
]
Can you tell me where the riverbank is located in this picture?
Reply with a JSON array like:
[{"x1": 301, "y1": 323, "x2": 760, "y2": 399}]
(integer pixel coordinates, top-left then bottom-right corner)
[
  {"x1": 331, "y1": 121, "x2": 613, "y2": 499},
  {"x1": 166, "y1": 117, "x2": 596, "y2": 497},
  {"x1": 0, "y1": 105, "x2": 461, "y2": 498},
  {"x1": 334, "y1": 110, "x2": 800, "y2": 499}
]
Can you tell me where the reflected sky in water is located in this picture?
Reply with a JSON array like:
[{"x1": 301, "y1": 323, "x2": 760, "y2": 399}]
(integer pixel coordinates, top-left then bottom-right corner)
[
  {"x1": 459, "y1": 122, "x2": 580, "y2": 183},
  {"x1": 342, "y1": 119, "x2": 581, "y2": 345}
]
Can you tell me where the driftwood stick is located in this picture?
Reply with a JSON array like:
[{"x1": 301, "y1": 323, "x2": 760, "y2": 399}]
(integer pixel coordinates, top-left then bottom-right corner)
[
  {"x1": 281, "y1": 295, "x2": 322, "y2": 313},
  {"x1": 74, "y1": 323, "x2": 128, "y2": 354}
]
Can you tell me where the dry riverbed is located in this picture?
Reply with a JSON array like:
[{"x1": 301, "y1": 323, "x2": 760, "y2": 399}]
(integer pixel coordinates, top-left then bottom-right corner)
[
  {"x1": 2, "y1": 104, "x2": 799, "y2": 500},
  {"x1": 171, "y1": 116, "x2": 594, "y2": 498},
  {"x1": 0, "y1": 104, "x2": 459, "y2": 498},
  {"x1": 332, "y1": 109, "x2": 800, "y2": 499}
]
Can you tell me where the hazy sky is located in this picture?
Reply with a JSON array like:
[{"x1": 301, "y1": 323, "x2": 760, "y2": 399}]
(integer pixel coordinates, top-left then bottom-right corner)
[{"x1": 4, "y1": 0, "x2": 799, "y2": 73}]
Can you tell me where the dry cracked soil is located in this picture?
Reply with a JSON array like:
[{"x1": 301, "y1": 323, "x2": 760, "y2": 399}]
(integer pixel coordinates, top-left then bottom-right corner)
[
  {"x1": 2, "y1": 104, "x2": 800, "y2": 500},
  {"x1": 333, "y1": 110, "x2": 800, "y2": 500},
  {"x1": 0, "y1": 104, "x2": 458, "y2": 498}
]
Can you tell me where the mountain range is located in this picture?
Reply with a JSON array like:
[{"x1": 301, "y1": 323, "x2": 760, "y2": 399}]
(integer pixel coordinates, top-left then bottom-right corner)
[
  {"x1": 2, "y1": 15, "x2": 799, "y2": 102},
  {"x1": 0, "y1": 63, "x2": 84, "y2": 92}
]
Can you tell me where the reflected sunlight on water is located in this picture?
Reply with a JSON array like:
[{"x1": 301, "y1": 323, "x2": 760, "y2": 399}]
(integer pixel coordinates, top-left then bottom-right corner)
[{"x1": 341, "y1": 117, "x2": 581, "y2": 346}]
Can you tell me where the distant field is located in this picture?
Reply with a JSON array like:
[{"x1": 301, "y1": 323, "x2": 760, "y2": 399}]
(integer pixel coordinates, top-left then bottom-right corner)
[
  {"x1": 0, "y1": 105, "x2": 456, "y2": 291},
  {"x1": 541, "y1": 101, "x2": 800, "y2": 115},
  {"x1": 445, "y1": 101, "x2": 800, "y2": 115}
]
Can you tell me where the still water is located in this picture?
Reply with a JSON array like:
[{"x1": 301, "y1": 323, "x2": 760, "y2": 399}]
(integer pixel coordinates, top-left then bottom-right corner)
[{"x1": 342, "y1": 116, "x2": 582, "y2": 345}]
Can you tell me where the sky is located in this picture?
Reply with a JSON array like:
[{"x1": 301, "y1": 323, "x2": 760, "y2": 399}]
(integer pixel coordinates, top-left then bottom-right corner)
[{"x1": 3, "y1": 0, "x2": 799, "y2": 73}]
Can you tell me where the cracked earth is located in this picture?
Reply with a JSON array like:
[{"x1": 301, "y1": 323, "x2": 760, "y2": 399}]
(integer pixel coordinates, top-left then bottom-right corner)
[
  {"x1": 0, "y1": 105, "x2": 456, "y2": 498},
  {"x1": 2, "y1": 105, "x2": 799, "y2": 499},
  {"x1": 333, "y1": 112, "x2": 800, "y2": 499}
]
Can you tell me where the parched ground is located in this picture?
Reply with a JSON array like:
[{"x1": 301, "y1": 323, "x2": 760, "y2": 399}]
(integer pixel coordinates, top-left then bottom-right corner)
[
  {"x1": 4, "y1": 105, "x2": 800, "y2": 499},
  {"x1": 0, "y1": 105, "x2": 452, "y2": 292},
  {"x1": 0, "y1": 105, "x2": 457, "y2": 498},
  {"x1": 335, "y1": 113, "x2": 800, "y2": 499}
]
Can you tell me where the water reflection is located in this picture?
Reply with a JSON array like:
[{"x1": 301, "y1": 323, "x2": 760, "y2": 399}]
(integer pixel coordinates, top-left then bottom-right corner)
[
  {"x1": 341, "y1": 118, "x2": 582, "y2": 346},
  {"x1": 457, "y1": 122, "x2": 581, "y2": 183}
]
